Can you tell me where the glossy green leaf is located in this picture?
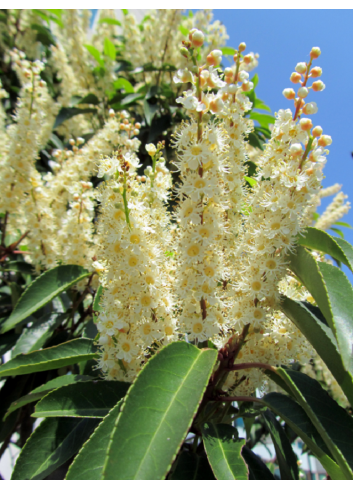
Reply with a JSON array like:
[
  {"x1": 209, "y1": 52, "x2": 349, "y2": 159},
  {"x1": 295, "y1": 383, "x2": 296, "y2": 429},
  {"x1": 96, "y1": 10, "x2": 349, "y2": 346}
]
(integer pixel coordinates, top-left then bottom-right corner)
[
  {"x1": 280, "y1": 297, "x2": 353, "y2": 407},
  {"x1": 220, "y1": 47, "x2": 236, "y2": 56},
  {"x1": 11, "y1": 313, "x2": 66, "y2": 357},
  {"x1": 289, "y1": 245, "x2": 353, "y2": 374},
  {"x1": 171, "y1": 451, "x2": 215, "y2": 480},
  {"x1": 202, "y1": 423, "x2": 248, "y2": 480},
  {"x1": 4, "y1": 261, "x2": 34, "y2": 275},
  {"x1": 250, "y1": 112, "x2": 275, "y2": 126},
  {"x1": 0, "y1": 338, "x2": 97, "y2": 378},
  {"x1": 4, "y1": 374, "x2": 92, "y2": 420},
  {"x1": 113, "y1": 78, "x2": 134, "y2": 93},
  {"x1": 75, "y1": 93, "x2": 100, "y2": 105},
  {"x1": 92, "y1": 285, "x2": 104, "y2": 313},
  {"x1": 66, "y1": 402, "x2": 123, "y2": 480},
  {"x1": 1, "y1": 265, "x2": 90, "y2": 333},
  {"x1": 98, "y1": 17, "x2": 121, "y2": 26},
  {"x1": 33, "y1": 380, "x2": 129, "y2": 418},
  {"x1": 331, "y1": 227, "x2": 345, "y2": 238},
  {"x1": 241, "y1": 446, "x2": 275, "y2": 480},
  {"x1": 102, "y1": 342, "x2": 217, "y2": 480},
  {"x1": 253, "y1": 98, "x2": 271, "y2": 112},
  {"x1": 335, "y1": 221, "x2": 353, "y2": 229},
  {"x1": 11, "y1": 417, "x2": 99, "y2": 480},
  {"x1": 262, "y1": 392, "x2": 344, "y2": 480},
  {"x1": 144, "y1": 98, "x2": 159, "y2": 125},
  {"x1": 262, "y1": 410, "x2": 299, "y2": 479},
  {"x1": 84, "y1": 44, "x2": 104, "y2": 66},
  {"x1": 104, "y1": 38, "x2": 116, "y2": 60},
  {"x1": 268, "y1": 368, "x2": 353, "y2": 479},
  {"x1": 0, "y1": 331, "x2": 18, "y2": 356},
  {"x1": 244, "y1": 176, "x2": 257, "y2": 187},
  {"x1": 297, "y1": 227, "x2": 353, "y2": 272}
]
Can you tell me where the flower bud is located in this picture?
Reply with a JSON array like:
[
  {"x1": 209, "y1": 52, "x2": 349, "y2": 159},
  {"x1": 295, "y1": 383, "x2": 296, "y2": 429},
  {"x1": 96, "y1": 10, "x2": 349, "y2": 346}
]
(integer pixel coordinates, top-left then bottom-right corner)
[
  {"x1": 144, "y1": 166, "x2": 152, "y2": 176},
  {"x1": 282, "y1": 88, "x2": 296, "y2": 100},
  {"x1": 224, "y1": 67, "x2": 233, "y2": 77},
  {"x1": 295, "y1": 62, "x2": 307, "y2": 74},
  {"x1": 243, "y1": 53, "x2": 254, "y2": 64},
  {"x1": 109, "y1": 108, "x2": 115, "y2": 117},
  {"x1": 302, "y1": 102, "x2": 318, "y2": 115},
  {"x1": 242, "y1": 81, "x2": 253, "y2": 92},
  {"x1": 180, "y1": 46, "x2": 189, "y2": 58},
  {"x1": 318, "y1": 135, "x2": 332, "y2": 147},
  {"x1": 310, "y1": 66, "x2": 322, "y2": 77},
  {"x1": 238, "y1": 42, "x2": 246, "y2": 52},
  {"x1": 289, "y1": 143, "x2": 302, "y2": 155},
  {"x1": 69, "y1": 139, "x2": 75, "y2": 146},
  {"x1": 290, "y1": 72, "x2": 302, "y2": 83},
  {"x1": 310, "y1": 47, "x2": 321, "y2": 59},
  {"x1": 191, "y1": 29, "x2": 204, "y2": 47},
  {"x1": 297, "y1": 87, "x2": 309, "y2": 98},
  {"x1": 77, "y1": 137, "x2": 85, "y2": 145},
  {"x1": 300, "y1": 118, "x2": 313, "y2": 131},
  {"x1": 312, "y1": 80, "x2": 325, "y2": 92},
  {"x1": 312, "y1": 126, "x2": 323, "y2": 137},
  {"x1": 145, "y1": 143, "x2": 157, "y2": 156},
  {"x1": 188, "y1": 28, "x2": 197, "y2": 41},
  {"x1": 238, "y1": 70, "x2": 249, "y2": 82},
  {"x1": 209, "y1": 97, "x2": 224, "y2": 114},
  {"x1": 135, "y1": 122, "x2": 141, "y2": 129},
  {"x1": 206, "y1": 50, "x2": 222, "y2": 66}
]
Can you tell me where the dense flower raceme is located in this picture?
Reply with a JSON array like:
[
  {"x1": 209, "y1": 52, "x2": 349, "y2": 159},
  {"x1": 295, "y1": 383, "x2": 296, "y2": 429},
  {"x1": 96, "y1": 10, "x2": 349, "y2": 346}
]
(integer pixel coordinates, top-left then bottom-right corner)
[
  {"x1": 0, "y1": 14, "x2": 345, "y2": 398},
  {"x1": 91, "y1": 32, "x2": 336, "y2": 396}
]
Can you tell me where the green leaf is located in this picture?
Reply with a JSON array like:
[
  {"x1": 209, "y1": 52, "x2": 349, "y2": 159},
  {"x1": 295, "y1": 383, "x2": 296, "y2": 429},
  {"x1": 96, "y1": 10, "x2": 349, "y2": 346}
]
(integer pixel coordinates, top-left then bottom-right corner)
[
  {"x1": 171, "y1": 451, "x2": 215, "y2": 480},
  {"x1": 1, "y1": 265, "x2": 90, "y2": 333},
  {"x1": 113, "y1": 78, "x2": 134, "y2": 93},
  {"x1": 250, "y1": 112, "x2": 275, "y2": 126},
  {"x1": 335, "y1": 221, "x2": 353, "y2": 229},
  {"x1": 11, "y1": 313, "x2": 66, "y2": 357},
  {"x1": 297, "y1": 227, "x2": 353, "y2": 272},
  {"x1": 102, "y1": 342, "x2": 217, "y2": 480},
  {"x1": 220, "y1": 47, "x2": 236, "y2": 56},
  {"x1": 241, "y1": 446, "x2": 275, "y2": 480},
  {"x1": 66, "y1": 401, "x2": 123, "y2": 480},
  {"x1": 104, "y1": 38, "x2": 116, "y2": 60},
  {"x1": 4, "y1": 374, "x2": 92, "y2": 420},
  {"x1": 33, "y1": 380, "x2": 129, "y2": 418},
  {"x1": 144, "y1": 98, "x2": 159, "y2": 126},
  {"x1": 54, "y1": 107, "x2": 97, "y2": 129},
  {"x1": 11, "y1": 417, "x2": 99, "y2": 480},
  {"x1": 202, "y1": 423, "x2": 248, "y2": 480},
  {"x1": 179, "y1": 25, "x2": 189, "y2": 37},
  {"x1": 262, "y1": 410, "x2": 299, "y2": 479},
  {"x1": 289, "y1": 246, "x2": 353, "y2": 374},
  {"x1": 98, "y1": 17, "x2": 121, "y2": 26},
  {"x1": 120, "y1": 93, "x2": 144, "y2": 106},
  {"x1": 262, "y1": 392, "x2": 344, "y2": 480},
  {"x1": 331, "y1": 227, "x2": 345, "y2": 238},
  {"x1": 75, "y1": 93, "x2": 100, "y2": 105},
  {"x1": 251, "y1": 73, "x2": 259, "y2": 88},
  {"x1": 122, "y1": 9, "x2": 128, "y2": 15},
  {"x1": 0, "y1": 338, "x2": 97, "y2": 378},
  {"x1": 268, "y1": 368, "x2": 353, "y2": 478},
  {"x1": 253, "y1": 98, "x2": 271, "y2": 112},
  {"x1": 47, "y1": 9, "x2": 62, "y2": 18},
  {"x1": 93, "y1": 285, "x2": 104, "y2": 313},
  {"x1": 4, "y1": 261, "x2": 34, "y2": 275},
  {"x1": 0, "y1": 331, "x2": 18, "y2": 356},
  {"x1": 31, "y1": 23, "x2": 55, "y2": 46},
  {"x1": 84, "y1": 44, "x2": 104, "y2": 66},
  {"x1": 280, "y1": 297, "x2": 353, "y2": 407},
  {"x1": 244, "y1": 176, "x2": 257, "y2": 187}
]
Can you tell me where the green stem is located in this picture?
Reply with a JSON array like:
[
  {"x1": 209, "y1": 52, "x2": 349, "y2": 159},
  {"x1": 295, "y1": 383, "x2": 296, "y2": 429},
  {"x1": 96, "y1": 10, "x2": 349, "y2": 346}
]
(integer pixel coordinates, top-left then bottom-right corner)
[
  {"x1": 122, "y1": 171, "x2": 131, "y2": 230},
  {"x1": 299, "y1": 135, "x2": 314, "y2": 170}
]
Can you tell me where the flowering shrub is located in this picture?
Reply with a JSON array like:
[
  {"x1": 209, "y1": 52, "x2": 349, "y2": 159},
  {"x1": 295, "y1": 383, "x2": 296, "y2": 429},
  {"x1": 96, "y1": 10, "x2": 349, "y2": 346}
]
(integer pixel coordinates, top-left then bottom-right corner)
[{"x1": 0, "y1": 8, "x2": 353, "y2": 481}]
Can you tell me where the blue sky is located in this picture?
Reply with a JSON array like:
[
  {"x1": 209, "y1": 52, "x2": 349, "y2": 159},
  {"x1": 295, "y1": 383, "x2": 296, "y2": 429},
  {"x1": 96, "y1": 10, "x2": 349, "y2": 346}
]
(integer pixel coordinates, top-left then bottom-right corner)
[{"x1": 210, "y1": 9, "x2": 353, "y2": 245}]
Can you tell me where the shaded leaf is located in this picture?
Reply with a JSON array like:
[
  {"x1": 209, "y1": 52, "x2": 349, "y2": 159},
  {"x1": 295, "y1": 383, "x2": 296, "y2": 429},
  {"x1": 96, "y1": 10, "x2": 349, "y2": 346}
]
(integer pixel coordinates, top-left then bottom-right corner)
[
  {"x1": 144, "y1": 98, "x2": 159, "y2": 125},
  {"x1": 280, "y1": 297, "x2": 353, "y2": 407},
  {"x1": 250, "y1": 112, "x2": 275, "y2": 126},
  {"x1": 1, "y1": 265, "x2": 90, "y2": 333},
  {"x1": 102, "y1": 342, "x2": 217, "y2": 480},
  {"x1": 267, "y1": 367, "x2": 353, "y2": 479},
  {"x1": 262, "y1": 392, "x2": 344, "y2": 480},
  {"x1": 0, "y1": 331, "x2": 18, "y2": 356},
  {"x1": 202, "y1": 423, "x2": 248, "y2": 480},
  {"x1": 11, "y1": 417, "x2": 99, "y2": 480},
  {"x1": 0, "y1": 338, "x2": 97, "y2": 378},
  {"x1": 242, "y1": 446, "x2": 275, "y2": 480},
  {"x1": 75, "y1": 93, "x2": 100, "y2": 105},
  {"x1": 171, "y1": 451, "x2": 215, "y2": 480},
  {"x1": 11, "y1": 313, "x2": 67, "y2": 357},
  {"x1": 4, "y1": 374, "x2": 92, "y2": 420},
  {"x1": 253, "y1": 98, "x2": 271, "y2": 112},
  {"x1": 54, "y1": 107, "x2": 97, "y2": 129},
  {"x1": 262, "y1": 410, "x2": 299, "y2": 479},
  {"x1": 104, "y1": 38, "x2": 116, "y2": 60},
  {"x1": 33, "y1": 380, "x2": 129, "y2": 418}
]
